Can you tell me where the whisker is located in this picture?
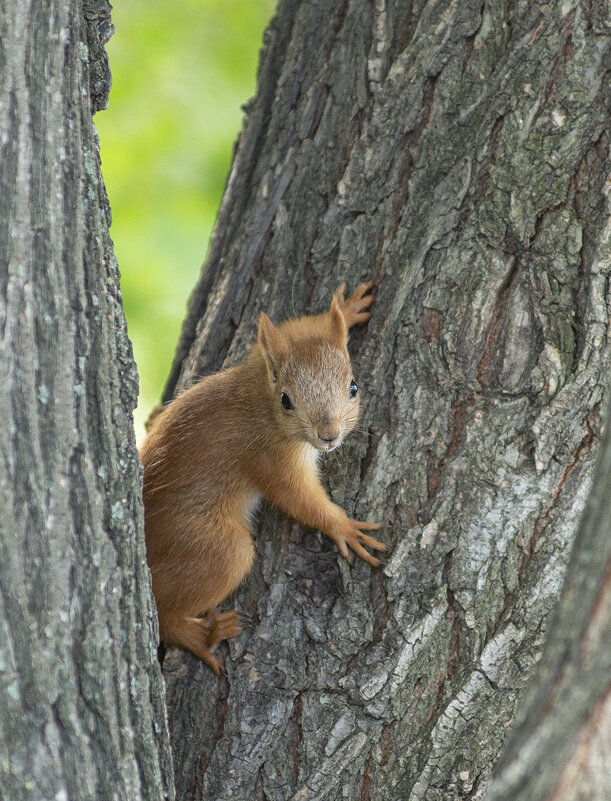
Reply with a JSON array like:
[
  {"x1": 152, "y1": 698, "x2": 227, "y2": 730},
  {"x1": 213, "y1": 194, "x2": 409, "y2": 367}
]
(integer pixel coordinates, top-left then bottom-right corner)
[{"x1": 348, "y1": 426, "x2": 381, "y2": 441}]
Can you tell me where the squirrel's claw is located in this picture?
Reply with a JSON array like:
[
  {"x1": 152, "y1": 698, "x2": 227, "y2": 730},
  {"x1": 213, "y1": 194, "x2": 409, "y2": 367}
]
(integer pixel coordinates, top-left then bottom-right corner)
[{"x1": 334, "y1": 282, "x2": 348, "y2": 300}]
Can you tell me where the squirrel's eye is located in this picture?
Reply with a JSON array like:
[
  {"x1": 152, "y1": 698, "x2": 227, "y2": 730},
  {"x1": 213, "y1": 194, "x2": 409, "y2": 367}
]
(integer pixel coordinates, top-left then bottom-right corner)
[
  {"x1": 349, "y1": 379, "x2": 358, "y2": 399},
  {"x1": 281, "y1": 392, "x2": 294, "y2": 410}
]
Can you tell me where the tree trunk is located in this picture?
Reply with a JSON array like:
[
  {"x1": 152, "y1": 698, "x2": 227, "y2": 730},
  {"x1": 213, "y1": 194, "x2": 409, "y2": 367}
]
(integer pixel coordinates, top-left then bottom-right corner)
[
  {"x1": 160, "y1": 0, "x2": 611, "y2": 799},
  {"x1": 484, "y1": 394, "x2": 611, "y2": 801},
  {"x1": 0, "y1": 2, "x2": 173, "y2": 799}
]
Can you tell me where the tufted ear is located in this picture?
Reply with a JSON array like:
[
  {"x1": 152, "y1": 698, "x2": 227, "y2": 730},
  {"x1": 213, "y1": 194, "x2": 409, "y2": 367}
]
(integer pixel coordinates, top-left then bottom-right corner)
[
  {"x1": 329, "y1": 295, "x2": 348, "y2": 349},
  {"x1": 258, "y1": 313, "x2": 288, "y2": 381}
]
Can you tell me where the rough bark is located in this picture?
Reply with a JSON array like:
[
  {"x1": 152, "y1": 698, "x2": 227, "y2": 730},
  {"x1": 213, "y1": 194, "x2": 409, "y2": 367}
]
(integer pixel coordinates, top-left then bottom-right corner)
[
  {"x1": 161, "y1": 1, "x2": 611, "y2": 799},
  {"x1": 484, "y1": 388, "x2": 611, "y2": 801},
  {"x1": 0, "y1": 2, "x2": 174, "y2": 800}
]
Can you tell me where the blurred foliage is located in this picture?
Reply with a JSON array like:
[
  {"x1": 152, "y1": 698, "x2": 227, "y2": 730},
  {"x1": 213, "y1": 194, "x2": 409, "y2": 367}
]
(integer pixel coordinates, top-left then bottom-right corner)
[{"x1": 96, "y1": 0, "x2": 275, "y2": 440}]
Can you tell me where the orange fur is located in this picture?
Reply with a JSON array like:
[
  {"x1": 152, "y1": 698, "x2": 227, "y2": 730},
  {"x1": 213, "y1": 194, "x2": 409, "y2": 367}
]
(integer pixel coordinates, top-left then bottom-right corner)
[{"x1": 140, "y1": 282, "x2": 385, "y2": 671}]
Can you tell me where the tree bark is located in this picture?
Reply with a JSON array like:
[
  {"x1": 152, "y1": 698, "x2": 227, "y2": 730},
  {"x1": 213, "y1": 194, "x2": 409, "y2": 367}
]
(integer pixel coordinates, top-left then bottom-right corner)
[
  {"x1": 160, "y1": 1, "x2": 611, "y2": 799},
  {"x1": 0, "y1": 2, "x2": 173, "y2": 800},
  {"x1": 484, "y1": 389, "x2": 611, "y2": 801}
]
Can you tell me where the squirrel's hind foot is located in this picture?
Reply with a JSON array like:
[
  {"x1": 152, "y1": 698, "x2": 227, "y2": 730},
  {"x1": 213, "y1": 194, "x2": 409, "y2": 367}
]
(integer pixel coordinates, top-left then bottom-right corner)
[
  {"x1": 201, "y1": 609, "x2": 245, "y2": 649},
  {"x1": 160, "y1": 609, "x2": 245, "y2": 673}
]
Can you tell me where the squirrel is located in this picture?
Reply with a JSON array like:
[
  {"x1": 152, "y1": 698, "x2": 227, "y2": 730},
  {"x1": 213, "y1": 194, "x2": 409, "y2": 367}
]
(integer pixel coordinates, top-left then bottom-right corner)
[{"x1": 140, "y1": 281, "x2": 385, "y2": 672}]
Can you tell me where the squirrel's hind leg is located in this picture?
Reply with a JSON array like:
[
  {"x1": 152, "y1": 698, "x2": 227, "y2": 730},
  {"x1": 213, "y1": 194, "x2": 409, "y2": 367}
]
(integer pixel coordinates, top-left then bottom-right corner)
[{"x1": 160, "y1": 610, "x2": 245, "y2": 674}]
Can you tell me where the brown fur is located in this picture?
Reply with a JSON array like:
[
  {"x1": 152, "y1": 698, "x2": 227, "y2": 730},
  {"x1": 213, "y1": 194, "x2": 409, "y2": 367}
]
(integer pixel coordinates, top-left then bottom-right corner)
[{"x1": 140, "y1": 282, "x2": 385, "y2": 672}]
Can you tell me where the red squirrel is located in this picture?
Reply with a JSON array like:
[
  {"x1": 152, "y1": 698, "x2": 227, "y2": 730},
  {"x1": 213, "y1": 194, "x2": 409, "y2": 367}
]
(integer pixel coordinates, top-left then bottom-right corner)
[{"x1": 141, "y1": 281, "x2": 385, "y2": 672}]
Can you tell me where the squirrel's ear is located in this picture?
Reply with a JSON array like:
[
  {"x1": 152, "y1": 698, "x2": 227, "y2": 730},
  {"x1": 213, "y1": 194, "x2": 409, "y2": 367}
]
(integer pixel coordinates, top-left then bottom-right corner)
[
  {"x1": 258, "y1": 313, "x2": 287, "y2": 377},
  {"x1": 329, "y1": 296, "x2": 348, "y2": 349}
]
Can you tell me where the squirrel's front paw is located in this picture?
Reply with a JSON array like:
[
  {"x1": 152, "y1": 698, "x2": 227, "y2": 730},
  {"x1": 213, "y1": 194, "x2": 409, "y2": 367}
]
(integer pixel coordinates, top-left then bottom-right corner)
[
  {"x1": 334, "y1": 518, "x2": 385, "y2": 567},
  {"x1": 334, "y1": 281, "x2": 375, "y2": 328}
]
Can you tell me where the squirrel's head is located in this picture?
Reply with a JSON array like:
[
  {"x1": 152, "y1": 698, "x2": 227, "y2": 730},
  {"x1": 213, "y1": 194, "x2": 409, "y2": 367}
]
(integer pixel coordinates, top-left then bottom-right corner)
[{"x1": 258, "y1": 297, "x2": 360, "y2": 452}]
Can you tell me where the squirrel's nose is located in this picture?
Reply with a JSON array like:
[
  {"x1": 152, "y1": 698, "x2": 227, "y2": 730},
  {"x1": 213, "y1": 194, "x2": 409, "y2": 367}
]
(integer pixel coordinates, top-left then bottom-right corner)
[{"x1": 318, "y1": 430, "x2": 339, "y2": 443}]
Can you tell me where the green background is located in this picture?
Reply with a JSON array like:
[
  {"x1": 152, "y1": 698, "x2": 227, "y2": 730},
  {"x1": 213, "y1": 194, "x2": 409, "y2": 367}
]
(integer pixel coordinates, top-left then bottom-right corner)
[{"x1": 96, "y1": 0, "x2": 275, "y2": 440}]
